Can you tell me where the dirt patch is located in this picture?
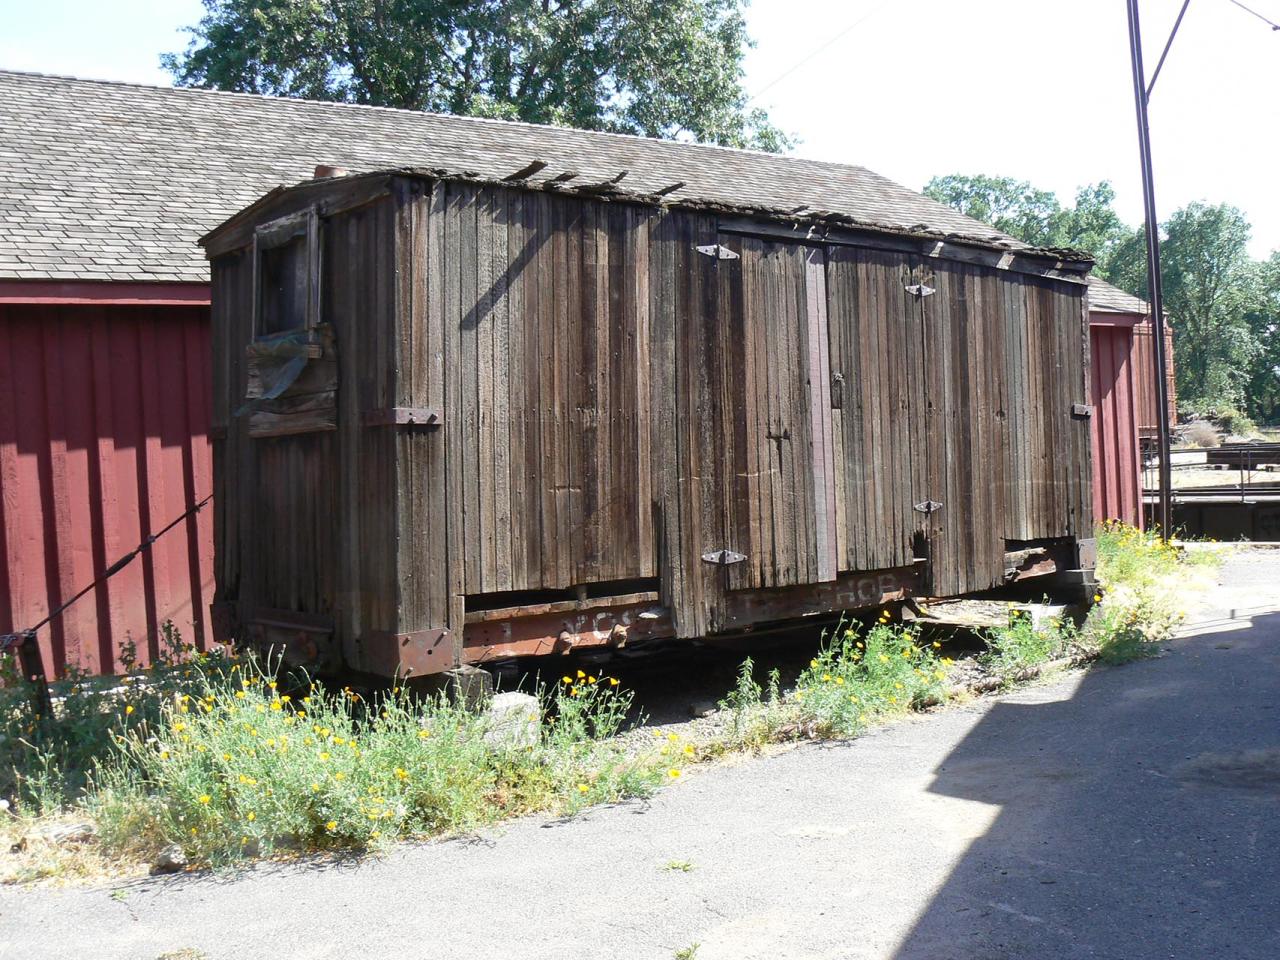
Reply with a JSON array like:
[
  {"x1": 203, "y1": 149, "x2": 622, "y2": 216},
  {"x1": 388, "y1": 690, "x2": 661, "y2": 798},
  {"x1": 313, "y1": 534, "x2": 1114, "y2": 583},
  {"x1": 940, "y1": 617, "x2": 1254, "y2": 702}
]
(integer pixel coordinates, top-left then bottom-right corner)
[{"x1": 1175, "y1": 748, "x2": 1280, "y2": 792}]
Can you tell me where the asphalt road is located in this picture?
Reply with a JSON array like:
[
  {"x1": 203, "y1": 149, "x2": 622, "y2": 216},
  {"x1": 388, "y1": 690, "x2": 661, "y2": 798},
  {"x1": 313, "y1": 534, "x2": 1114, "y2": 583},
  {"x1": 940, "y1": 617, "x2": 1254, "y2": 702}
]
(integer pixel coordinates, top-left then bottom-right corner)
[{"x1": 3, "y1": 552, "x2": 1278, "y2": 960}]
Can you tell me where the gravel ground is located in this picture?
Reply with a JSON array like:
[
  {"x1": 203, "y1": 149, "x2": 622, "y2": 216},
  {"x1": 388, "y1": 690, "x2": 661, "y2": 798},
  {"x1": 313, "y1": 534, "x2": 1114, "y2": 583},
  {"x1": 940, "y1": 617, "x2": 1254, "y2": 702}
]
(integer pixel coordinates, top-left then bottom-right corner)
[{"x1": 2, "y1": 551, "x2": 1278, "y2": 960}]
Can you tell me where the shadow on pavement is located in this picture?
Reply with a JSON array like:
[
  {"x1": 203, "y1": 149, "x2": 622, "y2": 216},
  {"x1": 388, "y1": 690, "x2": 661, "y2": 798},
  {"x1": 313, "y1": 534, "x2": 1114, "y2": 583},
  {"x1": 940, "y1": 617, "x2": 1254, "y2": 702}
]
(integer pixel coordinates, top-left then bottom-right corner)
[{"x1": 893, "y1": 613, "x2": 1280, "y2": 960}]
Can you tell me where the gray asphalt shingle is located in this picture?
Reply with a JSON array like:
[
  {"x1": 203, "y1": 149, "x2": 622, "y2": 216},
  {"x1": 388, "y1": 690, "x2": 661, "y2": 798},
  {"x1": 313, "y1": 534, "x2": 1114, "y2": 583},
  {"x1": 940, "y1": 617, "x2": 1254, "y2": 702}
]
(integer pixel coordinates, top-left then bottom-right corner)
[
  {"x1": 2, "y1": 69, "x2": 1063, "y2": 285},
  {"x1": 1087, "y1": 275, "x2": 1149, "y2": 314}
]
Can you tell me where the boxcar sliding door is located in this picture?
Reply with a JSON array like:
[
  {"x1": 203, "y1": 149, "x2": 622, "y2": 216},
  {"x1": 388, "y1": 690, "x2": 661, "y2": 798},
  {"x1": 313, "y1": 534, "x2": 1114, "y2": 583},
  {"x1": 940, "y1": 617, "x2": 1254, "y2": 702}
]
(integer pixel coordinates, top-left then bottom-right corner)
[
  {"x1": 824, "y1": 246, "x2": 930, "y2": 581},
  {"x1": 667, "y1": 228, "x2": 838, "y2": 638},
  {"x1": 718, "y1": 234, "x2": 837, "y2": 592}
]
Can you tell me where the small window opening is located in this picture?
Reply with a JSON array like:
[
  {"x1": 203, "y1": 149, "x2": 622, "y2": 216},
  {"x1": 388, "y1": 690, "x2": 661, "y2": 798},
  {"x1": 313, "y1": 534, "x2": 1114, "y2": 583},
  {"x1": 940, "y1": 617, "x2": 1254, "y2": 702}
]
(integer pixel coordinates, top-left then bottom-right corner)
[
  {"x1": 253, "y1": 209, "x2": 319, "y2": 339},
  {"x1": 259, "y1": 236, "x2": 308, "y2": 336}
]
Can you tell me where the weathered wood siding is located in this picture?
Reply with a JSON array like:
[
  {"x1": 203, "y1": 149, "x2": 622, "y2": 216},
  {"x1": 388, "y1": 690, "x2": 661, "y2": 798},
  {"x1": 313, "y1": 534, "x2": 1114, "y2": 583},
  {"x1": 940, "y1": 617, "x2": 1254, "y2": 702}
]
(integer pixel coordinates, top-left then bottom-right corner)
[
  {"x1": 209, "y1": 173, "x2": 1093, "y2": 667},
  {"x1": 404, "y1": 181, "x2": 659, "y2": 602},
  {"x1": 211, "y1": 193, "x2": 402, "y2": 661}
]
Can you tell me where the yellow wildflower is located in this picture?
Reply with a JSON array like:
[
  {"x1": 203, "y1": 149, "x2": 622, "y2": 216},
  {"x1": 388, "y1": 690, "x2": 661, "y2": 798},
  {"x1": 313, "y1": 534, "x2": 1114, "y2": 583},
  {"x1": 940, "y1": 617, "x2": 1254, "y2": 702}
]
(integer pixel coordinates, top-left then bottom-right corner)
[
  {"x1": 125, "y1": 705, "x2": 135, "y2": 715},
  {"x1": 577, "y1": 783, "x2": 589, "y2": 793},
  {"x1": 668, "y1": 769, "x2": 681, "y2": 779},
  {"x1": 325, "y1": 820, "x2": 337, "y2": 832},
  {"x1": 198, "y1": 794, "x2": 211, "y2": 805},
  {"x1": 608, "y1": 677, "x2": 620, "y2": 687}
]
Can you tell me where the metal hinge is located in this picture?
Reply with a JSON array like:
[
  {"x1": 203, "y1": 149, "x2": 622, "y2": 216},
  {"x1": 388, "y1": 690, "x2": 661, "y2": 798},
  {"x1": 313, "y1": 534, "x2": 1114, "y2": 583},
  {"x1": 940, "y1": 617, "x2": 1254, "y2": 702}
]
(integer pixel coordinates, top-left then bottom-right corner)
[
  {"x1": 1071, "y1": 403, "x2": 1094, "y2": 419},
  {"x1": 362, "y1": 407, "x2": 442, "y2": 427},
  {"x1": 913, "y1": 500, "x2": 944, "y2": 514},
  {"x1": 696, "y1": 244, "x2": 739, "y2": 260},
  {"x1": 905, "y1": 283, "x2": 936, "y2": 297},
  {"x1": 702, "y1": 549, "x2": 747, "y2": 565}
]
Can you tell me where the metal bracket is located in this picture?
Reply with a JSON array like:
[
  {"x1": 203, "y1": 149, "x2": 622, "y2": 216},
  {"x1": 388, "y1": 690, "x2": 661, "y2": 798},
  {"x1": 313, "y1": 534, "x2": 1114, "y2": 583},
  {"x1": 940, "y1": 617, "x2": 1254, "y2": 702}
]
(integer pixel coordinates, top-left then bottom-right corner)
[
  {"x1": 702, "y1": 549, "x2": 747, "y2": 565},
  {"x1": 1071, "y1": 403, "x2": 1094, "y2": 419},
  {"x1": 696, "y1": 244, "x2": 740, "y2": 261},
  {"x1": 913, "y1": 500, "x2": 944, "y2": 514},
  {"x1": 905, "y1": 283, "x2": 936, "y2": 297},
  {"x1": 362, "y1": 407, "x2": 442, "y2": 427}
]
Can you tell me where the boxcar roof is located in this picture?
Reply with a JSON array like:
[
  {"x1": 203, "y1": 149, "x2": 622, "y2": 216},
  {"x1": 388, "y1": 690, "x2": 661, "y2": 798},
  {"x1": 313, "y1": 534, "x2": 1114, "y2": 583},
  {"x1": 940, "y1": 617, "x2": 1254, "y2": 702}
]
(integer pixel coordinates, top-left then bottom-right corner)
[{"x1": 1, "y1": 69, "x2": 1088, "y2": 285}]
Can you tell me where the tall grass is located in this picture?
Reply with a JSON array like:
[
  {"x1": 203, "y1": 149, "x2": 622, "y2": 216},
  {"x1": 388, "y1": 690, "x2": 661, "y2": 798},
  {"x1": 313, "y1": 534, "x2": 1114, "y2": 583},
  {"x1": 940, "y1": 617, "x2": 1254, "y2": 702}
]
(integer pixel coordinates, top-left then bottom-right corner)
[
  {"x1": 979, "y1": 521, "x2": 1223, "y2": 673},
  {"x1": 3, "y1": 650, "x2": 680, "y2": 867},
  {"x1": 719, "y1": 615, "x2": 952, "y2": 746}
]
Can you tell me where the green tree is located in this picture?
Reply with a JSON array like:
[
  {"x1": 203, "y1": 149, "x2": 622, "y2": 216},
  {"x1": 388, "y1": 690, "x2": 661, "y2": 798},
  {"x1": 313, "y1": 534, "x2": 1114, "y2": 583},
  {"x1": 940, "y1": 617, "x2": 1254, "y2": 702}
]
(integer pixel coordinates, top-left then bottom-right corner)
[
  {"x1": 163, "y1": 0, "x2": 788, "y2": 150},
  {"x1": 923, "y1": 174, "x2": 1065, "y2": 248},
  {"x1": 923, "y1": 175, "x2": 1134, "y2": 280},
  {"x1": 1159, "y1": 202, "x2": 1261, "y2": 407},
  {"x1": 1243, "y1": 253, "x2": 1280, "y2": 422}
]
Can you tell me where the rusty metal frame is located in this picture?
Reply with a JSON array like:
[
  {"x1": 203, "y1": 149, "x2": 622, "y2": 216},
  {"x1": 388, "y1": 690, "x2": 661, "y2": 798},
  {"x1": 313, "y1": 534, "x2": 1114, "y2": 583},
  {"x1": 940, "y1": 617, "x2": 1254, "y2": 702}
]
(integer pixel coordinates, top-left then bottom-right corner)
[{"x1": 359, "y1": 628, "x2": 452, "y2": 676}]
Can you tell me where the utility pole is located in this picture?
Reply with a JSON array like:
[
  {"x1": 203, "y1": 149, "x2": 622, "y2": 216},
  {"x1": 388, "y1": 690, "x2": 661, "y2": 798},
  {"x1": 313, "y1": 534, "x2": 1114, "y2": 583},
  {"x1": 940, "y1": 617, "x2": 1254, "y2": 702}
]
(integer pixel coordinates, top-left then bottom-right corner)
[{"x1": 1125, "y1": 0, "x2": 1177, "y2": 539}]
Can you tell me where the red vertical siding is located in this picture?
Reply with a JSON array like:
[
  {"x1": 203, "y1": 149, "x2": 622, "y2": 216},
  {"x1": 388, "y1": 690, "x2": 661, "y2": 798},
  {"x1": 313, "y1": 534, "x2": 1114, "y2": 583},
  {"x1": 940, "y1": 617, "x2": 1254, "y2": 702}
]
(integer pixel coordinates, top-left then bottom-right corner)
[
  {"x1": 0, "y1": 302, "x2": 213, "y2": 676},
  {"x1": 1132, "y1": 317, "x2": 1176, "y2": 438},
  {"x1": 1089, "y1": 319, "x2": 1142, "y2": 528}
]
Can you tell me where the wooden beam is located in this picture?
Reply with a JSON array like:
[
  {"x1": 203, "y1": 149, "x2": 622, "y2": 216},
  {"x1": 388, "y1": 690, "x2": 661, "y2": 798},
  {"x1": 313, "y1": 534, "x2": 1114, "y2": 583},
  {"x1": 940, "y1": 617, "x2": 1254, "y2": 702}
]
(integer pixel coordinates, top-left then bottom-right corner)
[{"x1": 717, "y1": 216, "x2": 1091, "y2": 284}]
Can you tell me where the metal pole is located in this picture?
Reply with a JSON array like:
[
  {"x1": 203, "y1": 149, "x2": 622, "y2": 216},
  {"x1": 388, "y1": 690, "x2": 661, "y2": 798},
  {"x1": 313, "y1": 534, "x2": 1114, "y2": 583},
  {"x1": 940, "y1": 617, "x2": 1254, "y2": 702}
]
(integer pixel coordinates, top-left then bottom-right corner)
[{"x1": 1126, "y1": 0, "x2": 1174, "y2": 538}]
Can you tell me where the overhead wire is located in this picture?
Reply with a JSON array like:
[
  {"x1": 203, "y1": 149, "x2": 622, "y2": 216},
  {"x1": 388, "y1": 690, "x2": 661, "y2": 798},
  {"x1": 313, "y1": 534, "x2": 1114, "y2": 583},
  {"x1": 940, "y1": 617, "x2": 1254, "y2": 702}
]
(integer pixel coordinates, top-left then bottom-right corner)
[
  {"x1": 1226, "y1": 0, "x2": 1280, "y2": 30},
  {"x1": 748, "y1": 0, "x2": 896, "y2": 101}
]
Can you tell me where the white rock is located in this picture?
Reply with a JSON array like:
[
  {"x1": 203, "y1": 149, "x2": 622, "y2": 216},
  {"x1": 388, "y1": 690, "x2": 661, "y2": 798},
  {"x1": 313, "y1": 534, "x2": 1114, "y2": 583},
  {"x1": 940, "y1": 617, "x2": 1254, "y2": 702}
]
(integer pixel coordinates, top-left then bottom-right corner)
[
  {"x1": 482, "y1": 692, "x2": 541, "y2": 750},
  {"x1": 152, "y1": 843, "x2": 188, "y2": 874}
]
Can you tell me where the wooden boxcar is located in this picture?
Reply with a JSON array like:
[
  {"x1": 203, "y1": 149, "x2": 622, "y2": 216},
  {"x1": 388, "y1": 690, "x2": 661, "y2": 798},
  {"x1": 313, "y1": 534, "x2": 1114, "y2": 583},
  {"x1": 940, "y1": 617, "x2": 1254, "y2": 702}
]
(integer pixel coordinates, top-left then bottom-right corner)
[{"x1": 203, "y1": 168, "x2": 1095, "y2": 679}]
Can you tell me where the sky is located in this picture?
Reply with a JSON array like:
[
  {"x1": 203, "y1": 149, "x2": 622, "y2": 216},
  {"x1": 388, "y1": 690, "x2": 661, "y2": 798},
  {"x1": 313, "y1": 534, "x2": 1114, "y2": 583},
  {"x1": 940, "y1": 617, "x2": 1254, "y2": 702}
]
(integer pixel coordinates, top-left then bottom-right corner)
[{"x1": 1, "y1": 0, "x2": 1277, "y2": 257}]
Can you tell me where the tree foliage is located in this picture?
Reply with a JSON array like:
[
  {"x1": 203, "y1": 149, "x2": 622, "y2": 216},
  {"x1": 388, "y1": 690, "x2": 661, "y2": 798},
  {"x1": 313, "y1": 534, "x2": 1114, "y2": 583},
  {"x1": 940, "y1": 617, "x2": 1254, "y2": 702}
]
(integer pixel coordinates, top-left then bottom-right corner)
[
  {"x1": 1245, "y1": 253, "x2": 1280, "y2": 423},
  {"x1": 1159, "y1": 203, "x2": 1261, "y2": 408},
  {"x1": 925, "y1": 175, "x2": 1278, "y2": 419},
  {"x1": 923, "y1": 175, "x2": 1133, "y2": 278},
  {"x1": 162, "y1": 0, "x2": 788, "y2": 151}
]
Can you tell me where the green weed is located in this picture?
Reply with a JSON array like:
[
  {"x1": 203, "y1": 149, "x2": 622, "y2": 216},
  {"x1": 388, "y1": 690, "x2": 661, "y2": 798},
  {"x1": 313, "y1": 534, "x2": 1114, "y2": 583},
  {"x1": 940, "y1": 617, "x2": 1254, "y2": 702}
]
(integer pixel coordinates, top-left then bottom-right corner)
[{"x1": 792, "y1": 617, "x2": 950, "y2": 737}]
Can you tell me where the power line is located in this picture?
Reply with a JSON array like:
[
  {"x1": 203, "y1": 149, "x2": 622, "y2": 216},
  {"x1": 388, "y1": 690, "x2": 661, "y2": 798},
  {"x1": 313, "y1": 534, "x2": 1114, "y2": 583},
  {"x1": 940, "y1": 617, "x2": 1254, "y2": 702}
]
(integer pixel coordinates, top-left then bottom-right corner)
[
  {"x1": 748, "y1": 0, "x2": 896, "y2": 102},
  {"x1": 1227, "y1": 0, "x2": 1280, "y2": 30}
]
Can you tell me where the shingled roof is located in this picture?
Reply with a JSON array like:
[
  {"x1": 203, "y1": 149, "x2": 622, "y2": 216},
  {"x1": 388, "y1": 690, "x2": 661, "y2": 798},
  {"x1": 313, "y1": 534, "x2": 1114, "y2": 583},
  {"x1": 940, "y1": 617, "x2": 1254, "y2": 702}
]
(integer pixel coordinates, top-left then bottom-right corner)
[
  {"x1": 1087, "y1": 275, "x2": 1150, "y2": 315},
  {"x1": 0, "y1": 69, "x2": 1076, "y2": 285}
]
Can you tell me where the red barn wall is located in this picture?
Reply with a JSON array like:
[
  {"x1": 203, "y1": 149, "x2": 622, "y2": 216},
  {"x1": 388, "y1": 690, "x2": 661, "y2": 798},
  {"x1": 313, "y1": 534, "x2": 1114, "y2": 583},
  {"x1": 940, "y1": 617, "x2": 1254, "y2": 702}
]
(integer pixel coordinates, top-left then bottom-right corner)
[
  {"x1": 1132, "y1": 317, "x2": 1176, "y2": 438},
  {"x1": 1089, "y1": 317, "x2": 1143, "y2": 528},
  {"x1": 0, "y1": 296, "x2": 213, "y2": 676}
]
